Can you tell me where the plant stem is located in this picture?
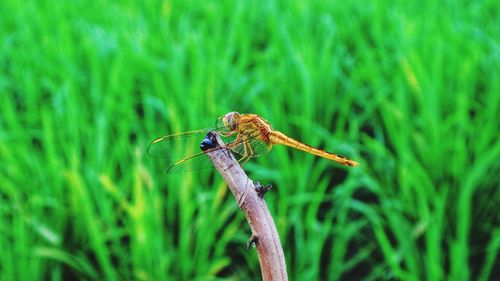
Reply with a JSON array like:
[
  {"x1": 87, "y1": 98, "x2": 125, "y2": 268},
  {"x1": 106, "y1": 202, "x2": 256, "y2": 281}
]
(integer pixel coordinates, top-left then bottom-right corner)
[{"x1": 202, "y1": 132, "x2": 288, "y2": 281}]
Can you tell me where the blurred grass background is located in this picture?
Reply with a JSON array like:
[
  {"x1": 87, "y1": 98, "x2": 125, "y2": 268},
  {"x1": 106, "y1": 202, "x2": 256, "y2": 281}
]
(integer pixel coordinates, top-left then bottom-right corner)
[{"x1": 1, "y1": 0, "x2": 499, "y2": 280}]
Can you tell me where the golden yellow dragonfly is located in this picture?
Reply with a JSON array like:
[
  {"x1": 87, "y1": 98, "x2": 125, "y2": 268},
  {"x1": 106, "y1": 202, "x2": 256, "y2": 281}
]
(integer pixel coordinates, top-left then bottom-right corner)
[{"x1": 148, "y1": 112, "x2": 359, "y2": 173}]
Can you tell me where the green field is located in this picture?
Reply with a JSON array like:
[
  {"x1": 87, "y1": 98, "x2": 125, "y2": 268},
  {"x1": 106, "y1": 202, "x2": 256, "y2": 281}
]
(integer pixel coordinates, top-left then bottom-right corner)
[{"x1": 1, "y1": 0, "x2": 499, "y2": 280}]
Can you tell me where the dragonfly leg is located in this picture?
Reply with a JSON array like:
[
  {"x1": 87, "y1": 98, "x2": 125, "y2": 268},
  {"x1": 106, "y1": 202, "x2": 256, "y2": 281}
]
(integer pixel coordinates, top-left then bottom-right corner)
[
  {"x1": 246, "y1": 139, "x2": 254, "y2": 157},
  {"x1": 220, "y1": 133, "x2": 247, "y2": 172},
  {"x1": 238, "y1": 139, "x2": 253, "y2": 166},
  {"x1": 231, "y1": 134, "x2": 248, "y2": 165},
  {"x1": 227, "y1": 133, "x2": 242, "y2": 151},
  {"x1": 218, "y1": 130, "x2": 237, "y2": 137}
]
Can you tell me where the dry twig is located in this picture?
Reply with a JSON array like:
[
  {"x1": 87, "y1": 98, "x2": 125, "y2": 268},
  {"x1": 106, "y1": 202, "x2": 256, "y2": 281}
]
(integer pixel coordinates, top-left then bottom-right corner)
[{"x1": 202, "y1": 132, "x2": 288, "y2": 281}]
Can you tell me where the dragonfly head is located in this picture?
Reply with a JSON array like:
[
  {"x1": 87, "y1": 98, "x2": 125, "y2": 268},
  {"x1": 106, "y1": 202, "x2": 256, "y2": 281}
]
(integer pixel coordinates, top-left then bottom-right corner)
[{"x1": 220, "y1": 111, "x2": 240, "y2": 132}]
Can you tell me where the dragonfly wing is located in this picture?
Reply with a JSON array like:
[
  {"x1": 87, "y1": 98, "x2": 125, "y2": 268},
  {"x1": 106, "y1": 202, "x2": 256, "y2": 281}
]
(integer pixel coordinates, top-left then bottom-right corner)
[
  {"x1": 148, "y1": 128, "x2": 243, "y2": 173},
  {"x1": 246, "y1": 135, "x2": 272, "y2": 158},
  {"x1": 227, "y1": 140, "x2": 247, "y2": 158},
  {"x1": 226, "y1": 130, "x2": 272, "y2": 159},
  {"x1": 165, "y1": 148, "x2": 225, "y2": 173},
  {"x1": 147, "y1": 129, "x2": 208, "y2": 159},
  {"x1": 148, "y1": 117, "x2": 255, "y2": 158},
  {"x1": 148, "y1": 129, "x2": 216, "y2": 173},
  {"x1": 148, "y1": 118, "x2": 260, "y2": 173}
]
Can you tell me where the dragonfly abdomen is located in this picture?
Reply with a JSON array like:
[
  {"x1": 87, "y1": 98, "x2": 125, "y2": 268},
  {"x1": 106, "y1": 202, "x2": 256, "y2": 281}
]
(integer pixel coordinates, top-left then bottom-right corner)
[{"x1": 269, "y1": 131, "x2": 359, "y2": 167}]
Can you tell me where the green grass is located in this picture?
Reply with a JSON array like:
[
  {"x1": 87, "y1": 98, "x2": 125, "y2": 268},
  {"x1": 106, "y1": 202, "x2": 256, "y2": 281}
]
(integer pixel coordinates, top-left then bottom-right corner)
[{"x1": 1, "y1": 0, "x2": 499, "y2": 280}]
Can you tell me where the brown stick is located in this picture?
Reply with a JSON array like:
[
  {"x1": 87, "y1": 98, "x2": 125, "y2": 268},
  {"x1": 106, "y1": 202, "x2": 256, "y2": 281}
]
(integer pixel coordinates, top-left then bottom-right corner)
[{"x1": 202, "y1": 132, "x2": 288, "y2": 281}]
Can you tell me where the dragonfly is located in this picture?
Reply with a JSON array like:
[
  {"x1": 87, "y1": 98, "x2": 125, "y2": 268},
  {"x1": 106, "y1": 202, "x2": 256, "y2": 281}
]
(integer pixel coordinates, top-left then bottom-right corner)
[{"x1": 148, "y1": 112, "x2": 359, "y2": 173}]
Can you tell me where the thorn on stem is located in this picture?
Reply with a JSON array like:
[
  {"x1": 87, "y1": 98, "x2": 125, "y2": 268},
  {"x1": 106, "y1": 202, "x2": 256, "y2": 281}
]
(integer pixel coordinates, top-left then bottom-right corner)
[
  {"x1": 247, "y1": 234, "x2": 259, "y2": 250},
  {"x1": 253, "y1": 181, "x2": 272, "y2": 198}
]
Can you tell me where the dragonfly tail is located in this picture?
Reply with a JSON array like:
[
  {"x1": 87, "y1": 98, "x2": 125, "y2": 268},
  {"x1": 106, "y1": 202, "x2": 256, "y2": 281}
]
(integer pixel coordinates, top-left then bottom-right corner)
[{"x1": 269, "y1": 131, "x2": 359, "y2": 167}]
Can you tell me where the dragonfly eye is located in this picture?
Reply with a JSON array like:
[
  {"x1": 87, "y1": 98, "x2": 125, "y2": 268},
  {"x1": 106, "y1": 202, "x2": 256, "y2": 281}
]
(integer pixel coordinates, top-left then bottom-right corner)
[{"x1": 223, "y1": 111, "x2": 240, "y2": 131}]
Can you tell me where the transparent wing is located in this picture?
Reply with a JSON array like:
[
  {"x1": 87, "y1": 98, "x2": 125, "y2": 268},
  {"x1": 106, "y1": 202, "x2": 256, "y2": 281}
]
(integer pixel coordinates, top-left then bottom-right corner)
[
  {"x1": 147, "y1": 129, "x2": 209, "y2": 159},
  {"x1": 147, "y1": 129, "x2": 243, "y2": 174},
  {"x1": 164, "y1": 149, "x2": 223, "y2": 174},
  {"x1": 147, "y1": 118, "x2": 270, "y2": 173},
  {"x1": 147, "y1": 129, "x2": 218, "y2": 173},
  {"x1": 226, "y1": 128, "x2": 272, "y2": 158},
  {"x1": 247, "y1": 136, "x2": 273, "y2": 157}
]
